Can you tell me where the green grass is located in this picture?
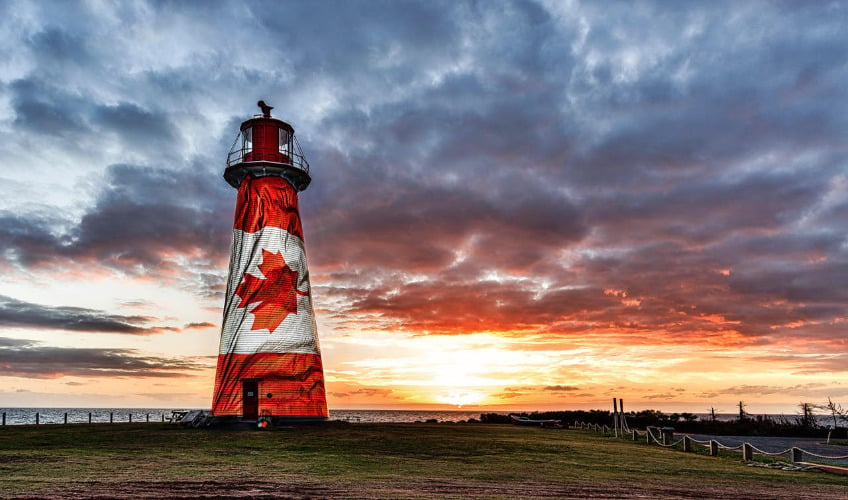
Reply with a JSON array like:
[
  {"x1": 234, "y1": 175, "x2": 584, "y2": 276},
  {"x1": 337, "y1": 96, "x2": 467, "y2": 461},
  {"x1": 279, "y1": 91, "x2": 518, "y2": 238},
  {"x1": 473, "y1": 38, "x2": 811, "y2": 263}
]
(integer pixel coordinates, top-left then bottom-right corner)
[{"x1": 0, "y1": 423, "x2": 845, "y2": 498}]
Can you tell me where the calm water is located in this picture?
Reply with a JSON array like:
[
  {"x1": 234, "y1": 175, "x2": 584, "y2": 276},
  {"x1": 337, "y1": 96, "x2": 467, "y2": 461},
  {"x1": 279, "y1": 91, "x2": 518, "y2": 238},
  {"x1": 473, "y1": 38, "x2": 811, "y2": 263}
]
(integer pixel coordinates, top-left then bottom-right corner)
[
  {"x1": 0, "y1": 408, "x2": 839, "y2": 427},
  {"x1": 0, "y1": 408, "x2": 491, "y2": 426}
]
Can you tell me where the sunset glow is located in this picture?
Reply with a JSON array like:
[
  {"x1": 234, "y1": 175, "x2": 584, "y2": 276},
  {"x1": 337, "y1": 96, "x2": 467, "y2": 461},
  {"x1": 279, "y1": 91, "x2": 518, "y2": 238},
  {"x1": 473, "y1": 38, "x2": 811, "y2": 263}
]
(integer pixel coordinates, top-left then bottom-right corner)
[{"x1": 0, "y1": 1, "x2": 846, "y2": 417}]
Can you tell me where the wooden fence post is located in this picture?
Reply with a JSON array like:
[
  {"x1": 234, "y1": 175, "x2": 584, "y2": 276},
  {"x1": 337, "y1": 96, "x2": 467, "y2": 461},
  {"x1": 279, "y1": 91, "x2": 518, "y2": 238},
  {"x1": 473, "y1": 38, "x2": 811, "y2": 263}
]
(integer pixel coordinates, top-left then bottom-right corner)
[
  {"x1": 709, "y1": 440, "x2": 718, "y2": 456},
  {"x1": 110, "y1": 412, "x2": 113, "y2": 424},
  {"x1": 791, "y1": 447, "x2": 802, "y2": 463},
  {"x1": 2, "y1": 412, "x2": 5, "y2": 426},
  {"x1": 64, "y1": 412, "x2": 68, "y2": 425},
  {"x1": 683, "y1": 435, "x2": 691, "y2": 452},
  {"x1": 612, "y1": 398, "x2": 619, "y2": 437},
  {"x1": 129, "y1": 414, "x2": 132, "y2": 423},
  {"x1": 742, "y1": 443, "x2": 753, "y2": 461},
  {"x1": 36, "y1": 412, "x2": 39, "y2": 425},
  {"x1": 88, "y1": 412, "x2": 92, "y2": 424},
  {"x1": 146, "y1": 413, "x2": 150, "y2": 423}
]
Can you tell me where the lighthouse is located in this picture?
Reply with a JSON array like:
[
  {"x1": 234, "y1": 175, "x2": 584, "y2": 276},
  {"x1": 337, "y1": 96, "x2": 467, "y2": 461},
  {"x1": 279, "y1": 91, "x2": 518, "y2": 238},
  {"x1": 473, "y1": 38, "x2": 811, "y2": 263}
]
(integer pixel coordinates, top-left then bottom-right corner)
[{"x1": 211, "y1": 101, "x2": 328, "y2": 424}]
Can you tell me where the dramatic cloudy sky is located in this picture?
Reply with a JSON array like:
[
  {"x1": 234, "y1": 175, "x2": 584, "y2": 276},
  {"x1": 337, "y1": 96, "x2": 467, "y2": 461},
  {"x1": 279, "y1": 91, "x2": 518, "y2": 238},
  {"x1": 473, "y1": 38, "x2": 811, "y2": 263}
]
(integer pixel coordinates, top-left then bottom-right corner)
[{"x1": 0, "y1": 0, "x2": 846, "y2": 414}]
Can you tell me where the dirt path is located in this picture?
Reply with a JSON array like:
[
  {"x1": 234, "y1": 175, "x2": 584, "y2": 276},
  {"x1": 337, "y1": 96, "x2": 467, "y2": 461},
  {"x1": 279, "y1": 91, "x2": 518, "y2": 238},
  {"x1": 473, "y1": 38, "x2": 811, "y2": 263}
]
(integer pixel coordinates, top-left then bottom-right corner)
[{"x1": 17, "y1": 479, "x2": 848, "y2": 499}]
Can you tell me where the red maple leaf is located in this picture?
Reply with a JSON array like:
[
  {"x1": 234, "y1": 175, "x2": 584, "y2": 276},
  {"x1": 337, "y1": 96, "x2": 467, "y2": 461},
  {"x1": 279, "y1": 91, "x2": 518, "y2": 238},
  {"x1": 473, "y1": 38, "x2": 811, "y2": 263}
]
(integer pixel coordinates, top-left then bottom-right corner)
[{"x1": 235, "y1": 249, "x2": 308, "y2": 333}]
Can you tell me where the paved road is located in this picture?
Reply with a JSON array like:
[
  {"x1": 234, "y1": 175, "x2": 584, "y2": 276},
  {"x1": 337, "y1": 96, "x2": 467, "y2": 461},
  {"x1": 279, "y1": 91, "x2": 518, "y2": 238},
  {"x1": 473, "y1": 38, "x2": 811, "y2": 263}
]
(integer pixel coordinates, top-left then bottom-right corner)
[{"x1": 683, "y1": 433, "x2": 848, "y2": 466}]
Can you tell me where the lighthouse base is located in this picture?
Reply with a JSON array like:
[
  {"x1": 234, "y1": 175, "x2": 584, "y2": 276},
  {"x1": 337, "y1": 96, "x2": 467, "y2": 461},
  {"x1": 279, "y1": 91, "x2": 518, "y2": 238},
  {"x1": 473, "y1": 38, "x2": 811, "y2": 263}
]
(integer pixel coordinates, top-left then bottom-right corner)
[{"x1": 208, "y1": 414, "x2": 328, "y2": 429}]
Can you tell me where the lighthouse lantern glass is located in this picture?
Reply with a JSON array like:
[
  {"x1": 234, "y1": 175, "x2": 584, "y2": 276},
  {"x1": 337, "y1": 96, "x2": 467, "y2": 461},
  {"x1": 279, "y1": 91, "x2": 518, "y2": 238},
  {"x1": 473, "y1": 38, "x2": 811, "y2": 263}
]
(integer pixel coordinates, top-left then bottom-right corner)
[
  {"x1": 279, "y1": 128, "x2": 291, "y2": 157},
  {"x1": 242, "y1": 127, "x2": 253, "y2": 154}
]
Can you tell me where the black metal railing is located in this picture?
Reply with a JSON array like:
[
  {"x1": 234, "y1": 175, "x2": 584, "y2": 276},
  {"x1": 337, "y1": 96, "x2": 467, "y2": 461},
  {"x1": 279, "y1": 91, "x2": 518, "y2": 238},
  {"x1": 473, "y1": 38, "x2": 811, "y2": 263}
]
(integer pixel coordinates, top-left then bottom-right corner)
[{"x1": 225, "y1": 131, "x2": 310, "y2": 175}]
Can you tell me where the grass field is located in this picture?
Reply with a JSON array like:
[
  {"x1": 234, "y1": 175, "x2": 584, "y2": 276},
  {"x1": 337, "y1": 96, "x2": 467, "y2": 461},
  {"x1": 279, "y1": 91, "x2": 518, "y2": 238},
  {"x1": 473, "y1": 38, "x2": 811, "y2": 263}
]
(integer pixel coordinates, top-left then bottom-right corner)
[{"x1": 0, "y1": 422, "x2": 845, "y2": 499}]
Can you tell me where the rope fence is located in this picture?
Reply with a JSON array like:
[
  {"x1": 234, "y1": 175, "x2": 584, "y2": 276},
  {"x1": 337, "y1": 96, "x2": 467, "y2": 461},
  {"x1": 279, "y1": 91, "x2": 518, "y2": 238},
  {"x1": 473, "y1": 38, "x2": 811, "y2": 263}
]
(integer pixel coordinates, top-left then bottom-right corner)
[{"x1": 573, "y1": 419, "x2": 848, "y2": 468}]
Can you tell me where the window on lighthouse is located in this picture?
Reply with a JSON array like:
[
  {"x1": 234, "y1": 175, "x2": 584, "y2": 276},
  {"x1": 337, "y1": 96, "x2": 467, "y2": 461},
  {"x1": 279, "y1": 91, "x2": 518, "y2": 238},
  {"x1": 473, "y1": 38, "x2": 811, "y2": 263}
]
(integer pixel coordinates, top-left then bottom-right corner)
[
  {"x1": 242, "y1": 127, "x2": 253, "y2": 154},
  {"x1": 279, "y1": 128, "x2": 291, "y2": 157}
]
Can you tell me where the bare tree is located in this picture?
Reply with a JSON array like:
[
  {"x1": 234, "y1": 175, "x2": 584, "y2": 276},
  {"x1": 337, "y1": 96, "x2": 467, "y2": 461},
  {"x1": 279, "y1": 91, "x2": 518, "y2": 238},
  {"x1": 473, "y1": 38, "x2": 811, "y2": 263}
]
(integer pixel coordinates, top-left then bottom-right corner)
[
  {"x1": 821, "y1": 397, "x2": 847, "y2": 428},
  {"x1": 797, "y1": 402, "x2": 818, "y2": 428},
  {"x1": 737, "y1": 401, "x2": 749, "y2": 421}
]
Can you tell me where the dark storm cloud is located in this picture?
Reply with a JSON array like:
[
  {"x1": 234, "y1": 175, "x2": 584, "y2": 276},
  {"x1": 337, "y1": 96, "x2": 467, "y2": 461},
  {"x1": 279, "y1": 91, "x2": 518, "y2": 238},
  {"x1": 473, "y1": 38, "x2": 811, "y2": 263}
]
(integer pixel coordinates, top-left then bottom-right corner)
[
  {"x1": 0, "y1": 163, "x2": 233, "y2": 294},
  {"x1": 307, "y1": 178, "x2": 586, "y2": 274},
  {"x1": 93, "y1": 103, "x2": 177, "y2": 146},
  {"x1": 587, "y1": 170, "x2": 827, "y2": 245},
  {"x1": 0, "y1": 337, "x2": 206, "y2": 378},
  {"x1": 250, "y1": 0, "x2": 462, "y2": 79},
  {"x1": 0, "y1": 0, "x2": 845, "y2": 352},
  {"x1": 71, "y1": 163, "x2": 232, "y2": 269},
  {"x1": 295, "y1": 0, "x2": 847, "y2": 345},
  {"x1": 26, "y1": 26, "x2": 90, "y2": 64},
  {"x1": 10, "y1": 78, "x2": 91, "y2": 137},
  {"x1": 9, "y1": 74, "x2": 179, "y2": 157},
  {"x1": 0, "y1": 295, "x2": 173, "y2": 334}
]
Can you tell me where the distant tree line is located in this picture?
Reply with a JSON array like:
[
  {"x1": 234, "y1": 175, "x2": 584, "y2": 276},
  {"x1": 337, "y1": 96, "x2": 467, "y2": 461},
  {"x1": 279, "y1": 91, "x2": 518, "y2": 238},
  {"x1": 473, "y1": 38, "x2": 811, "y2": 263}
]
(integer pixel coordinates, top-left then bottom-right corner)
[{"x1": 480, "y1": 398, "x2": 848, "y2": 438}]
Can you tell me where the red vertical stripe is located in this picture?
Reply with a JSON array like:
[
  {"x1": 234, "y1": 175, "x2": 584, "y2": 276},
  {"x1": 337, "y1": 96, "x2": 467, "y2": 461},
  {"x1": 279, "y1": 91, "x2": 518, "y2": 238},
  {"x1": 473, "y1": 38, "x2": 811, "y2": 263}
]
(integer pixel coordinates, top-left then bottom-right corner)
[{"x1": 234, "y1": 175, "x2": 304, "y2": 238}]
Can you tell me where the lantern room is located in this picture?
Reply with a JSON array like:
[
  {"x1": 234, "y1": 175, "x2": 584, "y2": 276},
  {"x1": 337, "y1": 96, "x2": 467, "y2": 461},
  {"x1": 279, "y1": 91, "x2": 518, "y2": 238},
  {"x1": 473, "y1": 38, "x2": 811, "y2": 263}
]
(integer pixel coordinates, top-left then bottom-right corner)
[{"x1": 224, "y1": 101, "x2": 311, "y2": 191}]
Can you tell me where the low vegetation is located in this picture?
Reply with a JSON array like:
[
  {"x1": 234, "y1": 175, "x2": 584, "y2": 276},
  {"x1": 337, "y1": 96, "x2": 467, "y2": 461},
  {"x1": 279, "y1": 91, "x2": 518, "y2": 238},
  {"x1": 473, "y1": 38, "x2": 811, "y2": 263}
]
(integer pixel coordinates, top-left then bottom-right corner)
[
  {"x1": 0, "y1": 422, "x2": 845, "y2": 498},
  {"x1": 483, "y1": 406, "x2": 848, "y2": 439}
]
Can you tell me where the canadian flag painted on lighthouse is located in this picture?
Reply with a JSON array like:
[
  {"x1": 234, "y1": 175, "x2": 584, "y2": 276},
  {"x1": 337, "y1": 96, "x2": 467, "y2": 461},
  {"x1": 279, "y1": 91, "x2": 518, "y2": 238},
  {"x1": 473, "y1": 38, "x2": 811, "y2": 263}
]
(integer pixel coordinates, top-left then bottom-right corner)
[{"x1": 211, "y1": 175, "x2": 328, "y2": 418}]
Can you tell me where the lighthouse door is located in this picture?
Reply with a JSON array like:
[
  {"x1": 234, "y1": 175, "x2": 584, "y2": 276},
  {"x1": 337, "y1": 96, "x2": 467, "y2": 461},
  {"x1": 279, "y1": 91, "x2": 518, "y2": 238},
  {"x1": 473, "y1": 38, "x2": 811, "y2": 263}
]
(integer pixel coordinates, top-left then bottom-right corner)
[{"x1": 242, "y1": 380, "x2": 259, "y2": 419}]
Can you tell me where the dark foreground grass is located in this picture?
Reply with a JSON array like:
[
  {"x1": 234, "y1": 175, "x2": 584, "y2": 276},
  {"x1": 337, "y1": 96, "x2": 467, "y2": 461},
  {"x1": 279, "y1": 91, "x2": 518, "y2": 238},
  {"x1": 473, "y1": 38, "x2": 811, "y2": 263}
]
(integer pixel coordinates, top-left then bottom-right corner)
[{"x1": 0, "y1": 422, "x2": 845, "y2": 499}]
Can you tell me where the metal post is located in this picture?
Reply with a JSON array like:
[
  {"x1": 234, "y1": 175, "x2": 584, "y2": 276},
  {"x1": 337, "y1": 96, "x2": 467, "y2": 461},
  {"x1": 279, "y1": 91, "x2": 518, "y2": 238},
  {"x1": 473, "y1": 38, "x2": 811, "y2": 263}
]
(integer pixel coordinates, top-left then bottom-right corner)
[
  {"x1": 64, "y1": 412, "x2": 68, "y2": 425},
  {"x1": 2, "y1": 412, "x2": 5, "y2": 426},
  {"x1": 709, "y1": 440, "x2": 718, "y2": 456},
  {"x1": 161, "y1": 413, "x2": 165, "y2": 422},
  {"x1": 146, "y1": 413, "x2": 150, "y2": 423},
  {"x1": 791, "y1": 447, "x2": 802, "y2": 463},
  {"x1": 36, "y1": 412, "x2": 39, "y2": 425},
  {"x1": 618, "y1": 398, "x2": 625, "y2": 433},
  {"x1": 110, "y1": 412, "x2": 113, "y2": 423},
  {"x1": 683, "y1": 435, "x2": 691, "y2": 452},
  {"x1": 742, "y1": 443, "x2": 753, "y2": 461},
  {"x1": 662, "y1": 428, "x2": 674, "y2": 446},
  {"x1": 88, "y1": 412, "x2": 92, "y2": 424},
  {"x1": 129, "y1": 413, "x2": 132, "y2": 423},
  {"x1": 632, "y1": 429, "x2": 638, "y2": 441},
  {"x1": 612, "y1": 398, "x2": 619, "y2": 437}
]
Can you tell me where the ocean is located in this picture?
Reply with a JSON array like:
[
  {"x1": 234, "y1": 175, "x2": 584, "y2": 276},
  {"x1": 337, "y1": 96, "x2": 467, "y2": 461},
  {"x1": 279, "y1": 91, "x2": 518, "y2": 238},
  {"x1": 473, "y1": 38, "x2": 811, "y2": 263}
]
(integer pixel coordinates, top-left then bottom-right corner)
[
  {"x1": 0, "y1": 408, "x2": 490, "y2": 426},
  {"x1": 0, "y1": 408, "x2": 840, "y2": 427}
]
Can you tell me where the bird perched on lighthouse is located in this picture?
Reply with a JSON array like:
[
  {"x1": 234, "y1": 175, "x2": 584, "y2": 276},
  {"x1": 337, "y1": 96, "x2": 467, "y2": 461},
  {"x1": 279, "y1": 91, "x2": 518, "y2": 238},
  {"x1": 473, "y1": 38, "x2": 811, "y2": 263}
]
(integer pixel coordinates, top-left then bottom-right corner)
[{"x1": 257, "y1": 100, "x2": 274, "y2": 118}]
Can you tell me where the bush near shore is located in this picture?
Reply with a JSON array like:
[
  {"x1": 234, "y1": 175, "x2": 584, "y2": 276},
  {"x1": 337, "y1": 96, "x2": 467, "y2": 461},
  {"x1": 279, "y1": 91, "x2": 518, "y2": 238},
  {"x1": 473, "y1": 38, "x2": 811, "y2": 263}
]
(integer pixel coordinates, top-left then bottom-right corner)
[{"x1": 480, "y1": 410, "x2": 848, "y2": 438}]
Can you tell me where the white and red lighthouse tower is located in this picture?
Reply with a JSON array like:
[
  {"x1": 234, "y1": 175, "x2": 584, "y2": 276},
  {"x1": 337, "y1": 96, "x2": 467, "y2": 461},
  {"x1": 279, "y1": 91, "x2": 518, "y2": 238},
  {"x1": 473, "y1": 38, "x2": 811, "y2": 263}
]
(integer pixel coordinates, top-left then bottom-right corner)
[{"x1": 211, "y1": 101, "x2": 328, "y2": 424}]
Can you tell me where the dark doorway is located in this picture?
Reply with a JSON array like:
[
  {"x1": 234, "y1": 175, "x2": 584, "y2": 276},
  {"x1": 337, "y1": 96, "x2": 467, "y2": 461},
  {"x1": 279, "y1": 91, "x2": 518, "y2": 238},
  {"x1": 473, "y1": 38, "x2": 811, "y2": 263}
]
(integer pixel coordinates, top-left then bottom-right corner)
[{"x1": 242, "y1": 380, "x2": 259, "y2": 419}]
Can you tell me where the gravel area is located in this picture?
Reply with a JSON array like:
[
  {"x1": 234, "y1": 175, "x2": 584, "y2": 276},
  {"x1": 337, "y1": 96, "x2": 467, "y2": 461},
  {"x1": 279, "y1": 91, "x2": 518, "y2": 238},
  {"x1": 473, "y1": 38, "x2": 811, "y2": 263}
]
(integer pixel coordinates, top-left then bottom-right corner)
[{"x1": 683, "y1": 433, "x2": 848, "y2": 466}]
